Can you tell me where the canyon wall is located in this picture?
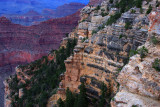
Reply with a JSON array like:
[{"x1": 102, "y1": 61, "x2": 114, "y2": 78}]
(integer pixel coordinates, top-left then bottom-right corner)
[
  {"x1": 0, "y1": 11, "x2": 80, "y2": 106},
  {"x1": 4, "y1": 0, "x2": 160, "y2": 107}
]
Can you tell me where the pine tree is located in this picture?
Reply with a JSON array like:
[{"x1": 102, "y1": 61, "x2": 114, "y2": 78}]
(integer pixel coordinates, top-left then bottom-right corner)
[
  {"x1": 66, "y1": 40, "x2": 72, "y2": 57},
  {"x1": 65, "y1": 88, "x2": 75, "y2": 107},
  {"x1": 57, "y1": 98, "x2": 64, "y2": 107},
  {"x1": 99, "y1": 83, "x2": 107, "y2": 107},
  {"x1": 77, "y1": 82, "x2": 88, "y2": 107}
]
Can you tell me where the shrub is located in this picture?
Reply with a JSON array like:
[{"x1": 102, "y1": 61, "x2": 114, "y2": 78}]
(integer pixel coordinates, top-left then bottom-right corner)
[
  {"x1": 131, "y1": 9, "x2": 136, "y2": 13},
  {"x1": 57, "y1": 98, "x2": 64, "y2": 107},
  {"x1": 92, "y1": 30, "x2": 97, "y2": 35},
  {"x1": 135, "y1": 0, "x2": 142, "y2": 8},
  {"x1": 156, "y1": 0, "x2": 160, "y2": 7},
  {"x1": 132, "y1": 105, "x2": 138, "y2": 107},
  {"x1": 137, "y1": 46, "x2": 148, "y2": 59},
  {"x1": 106, "y1": 12, "x2": 121, "y2": 25},
  {"x1": 140, "y1": 7, "x2": 143, "y2": 14},
  {"x1": 125, "y1": 22, "x2": 132, "y2": 30},
  {"x1": 109, "y1": 0, "x2": 113, "y2": 3},
  {"x1": 81, "y1": 37, "x2": 88, "y2": 43},
  {"x1": 95, "y1": 5, "x2": 100, "y2": 10},
  {"x1": 150, "y1": 36, "x2": 158, "y2": 45},
  {"x1": 101, "y1": 8, "x2": 105, "y2": 11},
  {"x1": 129, "y1": 50, "x2": 138, "y2": 57},
  {"x1": 152, "y1": 58, "x2": 160, "y2": 72},
  {"x1": 119, "y1": 34, "x2": 127, "y2": 39},
  {"x1": 146, "y1": 5, "x2": 152, "y2": 14},
  {"x1": 101, "y1": 12, "x2": 108, "y2": 17}
]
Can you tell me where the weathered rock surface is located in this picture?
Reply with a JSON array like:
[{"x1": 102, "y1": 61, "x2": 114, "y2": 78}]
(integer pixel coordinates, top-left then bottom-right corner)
[{"x1": 111, "y1": 7, "x2": 160, "y2": 107}]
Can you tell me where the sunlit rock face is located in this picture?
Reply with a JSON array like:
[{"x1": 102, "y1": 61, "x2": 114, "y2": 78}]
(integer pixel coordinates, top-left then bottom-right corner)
[
  {"x1": 148, "y1": 8, "x2": 160, "y2": 34},
  {"x1": 111, "y1": 7, "x2": 160, "y2": 107}
]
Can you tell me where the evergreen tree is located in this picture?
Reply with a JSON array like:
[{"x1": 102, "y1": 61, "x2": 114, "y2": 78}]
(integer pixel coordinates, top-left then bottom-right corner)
[
  {"x1": 66, "y1": 40, "x2": 72, "y2": 57},
  {"x1": 65, "y1": 88, "x2": 75, "y2": 107},
  {"x1": 146, "y1": 5, "x2": 152, "y2": 14},
  {"x1": 57, "y1": 98, "x2": 64, "y2": 107},
  {"x1": 135, "y1": 0, "x2": 142, "y2": 8},
  {"x1": 77, "y1": 82, "x2": 88, "y2": 107},
  {"x1": 99, "y1": 83, "x2": 107, "y2": 107}
]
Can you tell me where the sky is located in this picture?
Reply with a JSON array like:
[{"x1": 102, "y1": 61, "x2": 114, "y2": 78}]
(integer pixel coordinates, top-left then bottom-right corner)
[{"x1": 0, "y1": 0, "x2": 89, "y2": 14}]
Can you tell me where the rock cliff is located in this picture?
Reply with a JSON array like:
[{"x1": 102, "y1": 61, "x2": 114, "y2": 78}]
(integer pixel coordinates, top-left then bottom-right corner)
[
  {"x1": 4, "y1": 0, "x2": 160, "y2": 107},
  {"x1": 48, "y1": 0, "x2": 160, "y2": 106}
]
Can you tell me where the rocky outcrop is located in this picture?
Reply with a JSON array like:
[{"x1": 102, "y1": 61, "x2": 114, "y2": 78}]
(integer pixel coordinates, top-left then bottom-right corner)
[{"x1": 111, "y1": 8, "x2": 160, "y2": 107}]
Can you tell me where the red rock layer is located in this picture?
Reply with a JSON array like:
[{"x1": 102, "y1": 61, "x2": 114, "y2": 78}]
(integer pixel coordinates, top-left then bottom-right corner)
[{"x1": 0, "y1": 11, "x2": 80, "y2": 69}]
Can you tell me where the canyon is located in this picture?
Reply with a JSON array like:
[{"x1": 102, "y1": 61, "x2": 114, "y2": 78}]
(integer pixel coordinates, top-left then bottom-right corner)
[
  {"x1": 3, "y1": 0, "x2": 160, "y2": 107},
  {"x1": 0, "y1": 11, "x2": 80, "y2": 106},
  {"x1": 3, "y1": 2, "x2": 85, "y2": 26}
]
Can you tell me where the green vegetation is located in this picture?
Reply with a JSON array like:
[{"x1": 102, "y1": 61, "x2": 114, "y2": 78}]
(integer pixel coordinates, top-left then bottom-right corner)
[
  {"x1": 101, "y1": 12, "x2": 108, "y2": 17},
  {"x1": 152, "y1": 58, "x2": 160, "y2": 72},
  {"x1": 57, "y1": 98, "x2": 65, "y2": 107},
  {"x1": 98, "y1": 83, "x2": 107, "y2": 107},
  {"x1": 115, "y1": 0, "x2": 136, "y2": 13},
  {"x1": 146, "y1": 5, "x2": 152, "y2": 14},
  {"x1": 81, "y1": 37, "x2": 88, "y2": 43},
  {"x1": 156, "y1": 0, "x2": 160, "y2": 7},
  {"x1": 65, "y1": 88, "x2": 75, "y2": 107},
  {"x1": 150, "y1": 36, "x2": 159, "y2": 45},
  {"x1": 137, "y1": 46, "x2": 148, "y2": 59},
  {"x1": 131, "y1": 9, "x2": 136, "y2": 14},
  {"x1": 95, "y1": 5, "x2": 100, "y2": 11},
  {"x1": 92, "y1": 30, "x2": 97, "y2": 35},
  {"x1": 101, "y1": 8, "x2": 105, "y2": 12},
  {"x1": 129, "y1": 46, "x2": 148, "y2": 60},
  {"x1": 10, "y1": 38, "x2": 77, "y2": 107},
  {"x1": 77, "y1": 82, "x2": 88, "y2": 107},
  {"x1": 106, "y1": 12, "x2": 121, "y2": 25},
  {"x1": 65, "y1": 33, "x2": 69, "y2": 37},
  {"x1": 135, "y1": 0, "x2": 142, "y2": 8},
  {"x1": 109, "y1": 0, "x2": 113, "y2": 4},
  {"x1": 57, "y1": 82, "x2": 88, "y2": 107},
  {"x1": 140, "y1": 7, "x2": 143, "y2": 14},
  {"x1": 132, "y1": 105, "x2": 138, "y2": 107},
  {"x1": 129, "y1": 50, "x2": 138, "y2": 57},
  {"x1": 125, "y1": 22, "x2": 132, "y2": 30},
  {"x1": 119, "y1": 34, "x2": 127, "y2": 39}
]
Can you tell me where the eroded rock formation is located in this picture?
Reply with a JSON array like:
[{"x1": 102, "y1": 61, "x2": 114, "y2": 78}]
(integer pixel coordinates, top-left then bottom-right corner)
[{"x1": 4, "y1": 0, "x2": 160, "y2": 107}]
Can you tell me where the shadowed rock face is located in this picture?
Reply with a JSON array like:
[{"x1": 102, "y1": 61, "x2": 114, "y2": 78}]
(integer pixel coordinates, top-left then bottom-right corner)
[{"x1": 0, "y1": 11, "x2": 80, "y2": 107}]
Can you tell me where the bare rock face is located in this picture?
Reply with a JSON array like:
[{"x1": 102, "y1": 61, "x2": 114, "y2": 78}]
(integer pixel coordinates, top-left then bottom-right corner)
[
  {"x1": 111, "y1": 42, "x2": 160, "y2": 106},
  {"x1": 111, "y1": 8, "x2": 160, "y2": 107}
]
